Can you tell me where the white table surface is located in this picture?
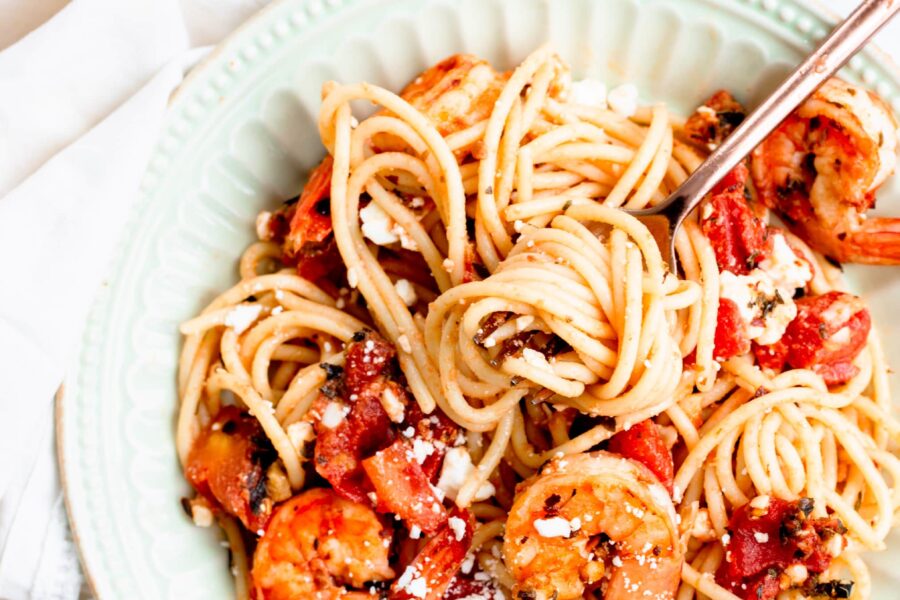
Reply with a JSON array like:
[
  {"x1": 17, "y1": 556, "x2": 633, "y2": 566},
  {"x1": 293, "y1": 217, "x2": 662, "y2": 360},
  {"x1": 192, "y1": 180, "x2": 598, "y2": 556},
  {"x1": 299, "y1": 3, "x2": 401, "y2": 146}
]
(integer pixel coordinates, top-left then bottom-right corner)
[{"x1": 0, "y1": 0, "x2": 899, "y2": 599}]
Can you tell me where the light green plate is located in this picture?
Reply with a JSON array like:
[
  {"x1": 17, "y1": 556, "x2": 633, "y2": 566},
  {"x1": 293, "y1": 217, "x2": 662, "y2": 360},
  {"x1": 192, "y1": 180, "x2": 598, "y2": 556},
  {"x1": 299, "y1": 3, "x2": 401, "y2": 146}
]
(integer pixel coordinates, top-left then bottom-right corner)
[{"x1": 59, "y1": 0, "x2": 900, "y2": 598}]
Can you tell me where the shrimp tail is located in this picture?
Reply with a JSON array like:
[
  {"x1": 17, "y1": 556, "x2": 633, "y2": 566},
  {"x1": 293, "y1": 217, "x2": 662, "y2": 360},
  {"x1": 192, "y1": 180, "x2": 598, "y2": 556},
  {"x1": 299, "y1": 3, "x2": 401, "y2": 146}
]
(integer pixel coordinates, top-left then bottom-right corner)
[{"x1": 843, "y1": 218, "x2": 900, "y2": 265}]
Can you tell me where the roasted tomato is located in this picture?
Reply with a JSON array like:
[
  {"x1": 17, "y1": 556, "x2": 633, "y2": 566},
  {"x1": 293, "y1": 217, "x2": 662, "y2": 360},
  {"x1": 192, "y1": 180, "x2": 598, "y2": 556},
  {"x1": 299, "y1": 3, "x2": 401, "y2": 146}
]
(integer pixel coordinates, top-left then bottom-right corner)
[
  {"x1": 185, "y1": 406, "x2": 277, "y2": 532},
  {"x1": 753, "y1": 291, "x2": 871, "y2": 385},
  {"x1": 684, "y1": 90, "x2": 747, "y2": 150},
  {"x1": 362, "y1": 438, "x2": 448, "y2": 534},
  {"x1": 717, "y1": 497, "x2": 847, "y2": 600},
  {"x1": 713, "y1": 297, "x2": 752, "y2": 361},
  {"x1": 699, "y1": 163, "x2": 769, "y2": 275},
  {"x1": 313, "y1": 331, "x2": 399, "y2": 503},
  {"x1": 402, "y1": 401, "x2": 460, "y2": 482},
  {"x1": 390, "y1": 508, "x2": 475, "y2": 600},
  {"x1": 607, "y1": 419, "x2": 675, "y2": 495}
]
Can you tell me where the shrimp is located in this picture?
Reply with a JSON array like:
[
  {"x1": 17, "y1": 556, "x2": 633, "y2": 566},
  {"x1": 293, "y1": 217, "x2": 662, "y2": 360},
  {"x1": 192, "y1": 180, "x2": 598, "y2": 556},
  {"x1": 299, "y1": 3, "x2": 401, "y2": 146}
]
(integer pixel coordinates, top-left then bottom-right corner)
[
  {"x1": 251, "y1": 488, "x2": 395, "y2": 600},
  {"x1": 750, "y1": 77, "x2": 900, "y2": 264},
  {"x1": 397, "y1": 53, "x2": 507, "y2": 137},
  {"x1": 503, "y1": 451, "x2": 683, "y2": 600}
]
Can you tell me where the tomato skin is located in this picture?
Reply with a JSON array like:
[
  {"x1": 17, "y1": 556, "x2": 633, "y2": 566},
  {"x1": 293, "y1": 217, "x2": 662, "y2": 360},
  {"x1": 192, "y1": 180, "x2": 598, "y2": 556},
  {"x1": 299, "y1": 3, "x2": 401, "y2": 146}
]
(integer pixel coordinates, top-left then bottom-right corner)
[
  {"x1": 314, "y1": 332, "x2": 399, "y2": 504},
  {"x1": 607, "y1": 420, "x2": 674, "y2": 495},
  {"x1": 284, "y1": 156, "x2": 334, "y2": 255},
  {"x1": 402, "y1": 401, "x2": 460, "y2": 482},
  {"x1": 717, "y1": 498, "x2": 843, "y2": 600},
  {"x1": 700, "y1": 164, "x2": 769, "y2": 275},
  {"x1": 185, "y1": 406, "x2": 276, "y2": 532},
  {"x1": 754, "y1": 291, "x2": 870, "y2": 385},
  {"x1": 362, "y1": 439, "x2": 448, "y2": 534},
  {"x1": 713, "y1": 298, "x2": 752, "y2": 361},
  {"x1": 389, "y1": 508, "x2": 474, "y2": 600}
]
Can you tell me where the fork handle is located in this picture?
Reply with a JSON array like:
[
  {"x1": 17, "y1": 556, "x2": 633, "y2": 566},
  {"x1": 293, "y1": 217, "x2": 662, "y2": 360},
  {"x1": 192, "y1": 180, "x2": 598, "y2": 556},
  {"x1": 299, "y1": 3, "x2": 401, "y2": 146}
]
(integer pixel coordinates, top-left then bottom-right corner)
[{"x1": 660, "y1": 0, "x2": 900, "y2": 231}]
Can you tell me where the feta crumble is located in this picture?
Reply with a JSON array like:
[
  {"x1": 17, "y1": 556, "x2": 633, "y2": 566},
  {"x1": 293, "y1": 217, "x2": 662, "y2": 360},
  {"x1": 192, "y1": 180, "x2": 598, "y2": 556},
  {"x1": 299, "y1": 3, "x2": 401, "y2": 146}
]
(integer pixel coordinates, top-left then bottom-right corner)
[
  {"x1": 394, "y1": 278, "x2": 418, "y2": 307},
  {"x1": 533, "y1": 517, "x2": 572, "y2": 538},
  {"x1": 448, "y1": 516, "x2": 467, "y2": 541},
  {"x1": 569, "y1": 79, "x2": 608, "y2": 108},
  {"x1": 320, "y1": 401, "x2": 350, "y2": 428},
  {"x1": 224, "y1": 304, "x2": 263, "y2": 334},
  {"x1": 436, "y1": 447, "x2": 495, "y2": 501}
]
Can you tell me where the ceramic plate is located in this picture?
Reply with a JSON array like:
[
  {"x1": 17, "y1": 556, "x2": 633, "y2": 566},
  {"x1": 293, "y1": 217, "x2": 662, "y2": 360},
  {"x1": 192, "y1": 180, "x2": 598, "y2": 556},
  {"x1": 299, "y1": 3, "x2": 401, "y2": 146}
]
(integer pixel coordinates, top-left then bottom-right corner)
[{"x1": 59, "y1": 0, "x2": 900, "y2": 597}]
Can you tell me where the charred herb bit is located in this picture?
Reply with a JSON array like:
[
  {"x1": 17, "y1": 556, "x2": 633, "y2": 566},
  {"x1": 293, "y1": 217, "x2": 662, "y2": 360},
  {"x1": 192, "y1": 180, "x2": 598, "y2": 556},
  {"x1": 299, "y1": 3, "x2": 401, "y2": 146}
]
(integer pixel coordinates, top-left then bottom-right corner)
[
  {"x1": 817, "y1": 322, "x2": 829, "y2": 340},
  {"x1": 823, "y1": 255, "x2": 844, "y2": 272},
  {"x1": 472, "y1": 262, "x2": 491, "y2": 280},
  {"x1": 473, "y1": 311, "x2": 513, "y2": 345},
  {"x1": 562, "y1": 199, "x2": 573, "y2": 211},
  {"x1": 180, "y1": 497, "x2": 193, "y2": 517},
  {"x1": 797, "y1": 497, "x2": 815, "y2": 517},
  {"x1": 751, "y1": 386, "x2": 769, "y2": 400},
  {"x1": 484, "y1": 185, "x2": 494, "y2": 195},
  {"x1": 319, "y1": 362, "x2": 344, "y2": 380},
  {"x1": 517, "y1": 591, "x2": 538, "y2": 600},
  {"x1": 812, "y1": 580, "x2": 854, "y2": 599},
  {"x1": 543, "y1": 493, "x2": 563, "y2": 516},
  {"x1": 351, "y1": 329, "x2": 369, "y2": 342},
  {"x1": 283, "y1": 194, "x2": 300, "y2": 206},
  {"x1": 313, "y1": 197, "x2": 331, "y2": 217},
  {"x1": 809, "y1": 116, "x2": 821, "y2": 130},
  {"x1": 746, "y1": 249, "x2": 761, "y2": 270}
]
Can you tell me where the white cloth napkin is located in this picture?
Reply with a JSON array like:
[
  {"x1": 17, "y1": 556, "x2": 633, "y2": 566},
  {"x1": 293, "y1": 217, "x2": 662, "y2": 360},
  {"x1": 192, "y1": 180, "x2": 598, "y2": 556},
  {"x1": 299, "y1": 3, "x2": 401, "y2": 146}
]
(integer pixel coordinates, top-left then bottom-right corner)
[{"x1": 0, "y1": 1, "x2": 270, "y2": 598}]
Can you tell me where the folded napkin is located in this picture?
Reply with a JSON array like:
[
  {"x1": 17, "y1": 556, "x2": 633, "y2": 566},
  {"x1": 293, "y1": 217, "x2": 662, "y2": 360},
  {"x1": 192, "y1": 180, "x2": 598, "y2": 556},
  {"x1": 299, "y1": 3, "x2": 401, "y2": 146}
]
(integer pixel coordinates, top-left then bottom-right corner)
[{"x1": 0, "y1": 1, "x2": 269, "y2": 598}]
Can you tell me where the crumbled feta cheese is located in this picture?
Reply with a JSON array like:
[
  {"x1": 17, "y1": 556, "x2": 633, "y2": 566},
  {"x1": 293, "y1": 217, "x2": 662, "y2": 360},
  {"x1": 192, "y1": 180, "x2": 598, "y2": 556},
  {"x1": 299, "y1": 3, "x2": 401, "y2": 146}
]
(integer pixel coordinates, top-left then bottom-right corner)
[
  {"x1": 785, "y1": 564, "x2": 808, "y2": 585},
  {"x1": 753, "y1": 532, "x2": 770, "y2": 543},
  {"x1": 719, "y1": 269, "x2": 797, "y2": 345},
  {"x1": 224, "y1": 304, "x2": 263, "y2": 334},
  {"x1": 759, "y1": 233, "x2": 812, "y2": 293},
  {"x1": 360, "y1": 202, "x2": 400, "y2": 245},
  {"x1": 533, "y1": 517, "x2": 572, "y2": 538},
  {"x1": 436, "y1": 447, "x2": 495, "y2": 501},
  {"x1": 191, "y1": 503, "x2": 214, "y2": 527},
  {"x1": 515, "y1": 315, "x2": 534, "y2": 332},
  {"x1": 607, "y1": 83, "x2": 639, "y2": 117},
  {"x1": 830, "y1": 326, "x2": 851, "y2": 344},
  {"x1": 442, "y1": 258, "x2": 455, "y2": 272},
  {"x1": 380, "y1": 386, "x2": 406, "y2": 423},
  {"x1": 394, "y1": 278, "x2": 418, "y2": 307},
  {"x1": 448, "y1": 516, "x2": 467, "y2": 541},
  {"x1": 411, "y1": 438, "x2": 436, "y2": 464},
  {"x1": 569, "y1": 79, "x2": 608, "y2": 108},
  {"x1": 409, "y1": 525, "x2": 422, "y2": 539},
  {"x1": 321, "y1": 402, "x2": 350, "y2": 428},
  {"x1": 346, "y1": 267, "x2": 358, "y2": 289}
]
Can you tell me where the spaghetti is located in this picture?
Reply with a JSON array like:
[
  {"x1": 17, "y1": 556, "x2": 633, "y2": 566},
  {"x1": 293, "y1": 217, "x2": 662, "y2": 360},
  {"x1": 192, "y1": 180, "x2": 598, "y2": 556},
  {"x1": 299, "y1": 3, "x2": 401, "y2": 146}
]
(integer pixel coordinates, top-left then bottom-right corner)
[{"x1": 177, "y1": 46, "x2": 900, "y2": 600}]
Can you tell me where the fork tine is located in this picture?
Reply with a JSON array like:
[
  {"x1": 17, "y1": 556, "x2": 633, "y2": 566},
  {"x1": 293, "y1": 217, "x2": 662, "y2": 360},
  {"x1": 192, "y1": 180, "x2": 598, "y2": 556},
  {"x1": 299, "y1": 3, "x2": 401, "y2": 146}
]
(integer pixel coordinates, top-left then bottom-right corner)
[{"x1": 634, "y1": 214, "x2": 676, "y2": 274}]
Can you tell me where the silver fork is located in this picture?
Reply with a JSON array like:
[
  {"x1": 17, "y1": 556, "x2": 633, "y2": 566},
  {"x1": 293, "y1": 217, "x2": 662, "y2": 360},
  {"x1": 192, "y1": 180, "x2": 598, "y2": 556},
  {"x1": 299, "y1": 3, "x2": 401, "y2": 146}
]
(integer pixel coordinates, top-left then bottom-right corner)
[{"x1": 629, "y1": 0, "x2": 900, "y2": 273}]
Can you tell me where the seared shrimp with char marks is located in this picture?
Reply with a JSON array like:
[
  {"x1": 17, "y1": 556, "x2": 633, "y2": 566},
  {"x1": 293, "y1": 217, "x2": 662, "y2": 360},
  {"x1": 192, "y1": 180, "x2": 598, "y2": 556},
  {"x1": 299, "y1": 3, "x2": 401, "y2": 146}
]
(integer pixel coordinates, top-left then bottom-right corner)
[
  {"x1": 503, "y1": 451, "x2": 683, "y2": 600},
  {"x1": 751, "y1": 77, "x2": 900, "y2": 264},
  {"x1": 251, "y1": 488, "x2": 394, "y2": 600}
]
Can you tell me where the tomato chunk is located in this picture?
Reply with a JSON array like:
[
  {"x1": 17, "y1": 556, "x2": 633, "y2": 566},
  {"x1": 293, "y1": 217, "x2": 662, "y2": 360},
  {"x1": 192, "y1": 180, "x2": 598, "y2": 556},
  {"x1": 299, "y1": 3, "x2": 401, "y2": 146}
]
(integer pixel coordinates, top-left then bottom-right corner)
[
  {"x1": 753, "y1": 291, "x2": 870, "y2": 385},
  {"x1": 363, "y1": 438, "x2": 448, "y2": 534},
  {"x1": 713, "y1": 297, "x2": 751, "y2": 361},
  {"x1": 717, "y1": 497, "x2": 847, "y2": 600},
  {"x1": 402, "y1": 401, "x2": 460, "y2": 482},
  {"x1": 390, "y1": 508, "x2": 474, "y2": 600},
  {"x1": 700, "y1": 164, "x2": 769, "y2": 275},
  {"x1": 314, "y1": 332, "x2": 399, "y2": 503},
  {"x1": 185, "y1": 406, "x2": 277, "y2": 532},
  {"x1": 607, "y1": 420, "x2": 674, "y2": 495}
]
